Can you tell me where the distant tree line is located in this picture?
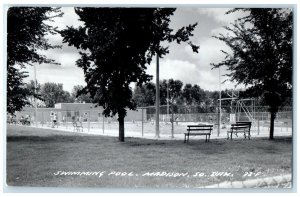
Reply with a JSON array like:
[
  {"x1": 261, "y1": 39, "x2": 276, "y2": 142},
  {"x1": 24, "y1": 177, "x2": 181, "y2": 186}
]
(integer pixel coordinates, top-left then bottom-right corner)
[
  {"x1": 23, "y1": 79, "x2": 239, "y2": 112},
  {"x1": 25, "y1": 81, "x2": 92, "y2": 108},
  {"x1": 132, "y1": 78, "x2": 243, "y2": 113},
  {"x1": 132, "y1": 78, "x2": 292, "y2": 113}
]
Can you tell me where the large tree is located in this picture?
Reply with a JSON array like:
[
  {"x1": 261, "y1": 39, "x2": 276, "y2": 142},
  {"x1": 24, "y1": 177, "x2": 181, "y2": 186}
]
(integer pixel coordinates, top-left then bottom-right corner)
[
  {"x1": 7, "y1": 7, "x2": 63, "y2": 114},
  {"x1": 182, "y1": 84, "x2": 206, "y2": 106},
  {"x1": 212, "y1": 8, "x2": 293, "y2": 139},
  {"x1": 40, "y1": 82, "x2": 74, "y2": 107},
  {"x1": 133, "y1": 82, "x2": 156, "y2": 107},
  {"x1": 160, "y1": 79, "x2": 184, "y2": 105},
  {"x1": 71, "y1": 85, "x2": 93, "y2": 103},
  {"x1": 60, "y1": 8, "x2": 199, "y2": 141}
]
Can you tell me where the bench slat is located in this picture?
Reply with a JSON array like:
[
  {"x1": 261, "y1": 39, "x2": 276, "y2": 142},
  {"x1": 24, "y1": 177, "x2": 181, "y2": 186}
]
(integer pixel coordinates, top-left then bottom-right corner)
[
  {"x1": 187, "y1": 125, "x2": 213, "y2": 128},
  {"x1": 231, "y1": 124, "x2": 251, "y2": 126},
  {"x1": 187, "y1": 128, "x2": 212, "y2": 131},
  {"x1": 231, "y1": 126, "x2": 250, "y2": 129},
  {"x1": 184, "y1": 133, "x2": 210, "y2": 136}
]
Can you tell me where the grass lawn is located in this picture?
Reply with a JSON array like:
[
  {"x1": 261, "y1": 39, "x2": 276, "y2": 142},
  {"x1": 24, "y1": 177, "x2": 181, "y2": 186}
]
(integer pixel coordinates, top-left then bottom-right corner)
[{"x1": 6, "y1": 124, "x2": 292, "y2": 188}]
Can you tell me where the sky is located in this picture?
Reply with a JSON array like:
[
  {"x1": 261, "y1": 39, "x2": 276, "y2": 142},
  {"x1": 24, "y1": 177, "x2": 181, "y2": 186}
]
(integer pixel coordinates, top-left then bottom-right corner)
[{"x1": 24, "y1": 7, "x2": 248, "y2": 93}]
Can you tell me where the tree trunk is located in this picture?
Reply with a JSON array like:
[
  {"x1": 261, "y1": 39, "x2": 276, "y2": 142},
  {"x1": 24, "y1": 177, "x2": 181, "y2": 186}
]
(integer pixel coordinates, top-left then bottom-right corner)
[
  {"x1": 118, "y1": 112, "x2": 125, "y2": 142},
  {"x1": 269, "y1": 112, "x2": 276, "y2": 140}
]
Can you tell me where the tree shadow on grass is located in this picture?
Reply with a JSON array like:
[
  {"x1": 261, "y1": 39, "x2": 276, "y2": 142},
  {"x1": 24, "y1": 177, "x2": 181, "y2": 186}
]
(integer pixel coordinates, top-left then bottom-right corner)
[{"x1": 7, "y1": 135, "x2": 94, "y2": 143}]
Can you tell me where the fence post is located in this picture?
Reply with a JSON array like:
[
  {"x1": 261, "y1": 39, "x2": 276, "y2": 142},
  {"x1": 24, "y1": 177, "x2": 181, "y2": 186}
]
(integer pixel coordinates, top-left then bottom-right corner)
[
  {"x1": 171, "y1": 105, "x2": 174, "y2": 138},
  {"x1": 35, "y1": 112, "x2": 38, "y2": 127},
  {"x1": 88, "y1": 111, "x2": 90, "y2": 133},
  {"x1": 142, "y1": 108, "x2": 144, "y2": 137},
  {"x1": 262, "y1": 112, "x2": 264, "y2": 132},
  {"x1": 65, "y1": 112, "x2": 68, "y2": 129},
  {"x1": 217, "y1": 111, "x2": 220, "y2": 137},
  {"x1": 257, "y1": 119, "x2": 260, "y2": 135},
  {"x1": 102, "y1": 116, "x2": 105, "y2": 134},
  {"x1": 41, "y1": 112, "x2": 44, "y2": 127}
]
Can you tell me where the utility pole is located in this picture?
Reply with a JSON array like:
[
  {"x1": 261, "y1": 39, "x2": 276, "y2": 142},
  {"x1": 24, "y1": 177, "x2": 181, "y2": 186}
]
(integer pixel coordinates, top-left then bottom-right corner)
[
  {"x1": 218, "y1": 67, "x2": 221, "y2": 136},
  {"x1": 155, "y1": 53, "x2": 160, "y2": 138},
  {"x1": 167, "y1": 80, "x2": 169, "y2": 120},
  {"x1": 34, "y1": 64, "x2": 38, "y2": 126}
]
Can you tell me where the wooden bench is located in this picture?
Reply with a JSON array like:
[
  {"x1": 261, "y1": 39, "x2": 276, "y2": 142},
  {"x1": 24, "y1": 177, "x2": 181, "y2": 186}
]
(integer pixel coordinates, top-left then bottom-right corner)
[
  {"x1": 227, "y1": 121, "x2": 252, "y2": 140},
  {"x1": 184, "y1": 124, "x2": 213, "y2": 143},
  {"x1": 72, "y1": 121, "x2": 83, "y2": 132}
]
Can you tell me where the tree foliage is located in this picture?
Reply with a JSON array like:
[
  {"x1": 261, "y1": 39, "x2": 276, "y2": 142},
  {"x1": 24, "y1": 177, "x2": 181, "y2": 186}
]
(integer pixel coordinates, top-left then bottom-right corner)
[
  {"x1": 182, "y1": 84, "x2": 206, "y2": 106},
  {"x1": 132, "y1": 79, "x2": 231, "y2": 113},
  {"x1": 40, "y1": 82, "x2": 74, "y2": 108},
  {"x1": 71, "y1": 85, "x2": 93, "y2": 103},
  {"x1": 211, "y1": 8, "x2": 293, "y2": 139},
  {"x1": 60, "y1": 8, "x2": 199, "y2": 141},
  {"x1": 132, "y1": 82, "x2": 156, "y2": 107},
  {"x1": 7, "y1": 7, "x2": 63, "y2": 114},
  {"x1": 7, "y1": 67, "x2": 31, "y2": 114},
  {"x1": 160, "y1": 79, "x2": 184, "y2": 105},
  {"x1": 7, "y1": 7, "x2": 62, "y2": 67},
  {"x1": 24, "y1": 80, "x2": 45, "y2": 107}
]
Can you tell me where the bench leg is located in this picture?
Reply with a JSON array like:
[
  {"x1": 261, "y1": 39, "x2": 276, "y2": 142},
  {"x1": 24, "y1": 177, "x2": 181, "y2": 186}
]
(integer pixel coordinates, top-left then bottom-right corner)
[
  {"x1": 187, "y1": 135, "x2": 190, "y2": 143},
  {"x1": 184, "y1": 135, "x2": 186, "y2": 143},
  {"x1": 208, "y1": 134, "x2": 211, "y2": 142},
  {"x1": 231, "y1": 132, "x2": 233, "y2": 140}
]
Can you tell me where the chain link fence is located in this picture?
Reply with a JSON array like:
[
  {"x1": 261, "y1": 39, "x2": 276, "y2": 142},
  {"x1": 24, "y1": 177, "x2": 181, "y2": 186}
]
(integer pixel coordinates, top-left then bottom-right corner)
[
  {"x1": 10, "y1": 105, "x2": 292, "y2": 138},
  {"x1": 141, "y1": 105, "x2": 292, "y2": 137}
]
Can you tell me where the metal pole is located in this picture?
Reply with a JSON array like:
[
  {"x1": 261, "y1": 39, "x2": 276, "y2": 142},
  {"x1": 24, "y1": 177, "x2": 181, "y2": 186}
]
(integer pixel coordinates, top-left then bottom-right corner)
[
  {"x1": 171, "y1": 105, "x2": 174, "y2": 138},
  {"x1": 261, "y1": 112, "x2": 264, "y2": 132},
  {"x1": 142, "y1": 107, "x2": 144, "y2": 137},
  {"x1": 65, "y1": 113, "x2": 68, "y2": 129},
  {"x1": 218, "y1": 67, "x2": 221, "y2": 136},
  {"x1": 237, "y1": 101, "x2": 240, "y2": 121},
  {"x1": 155, "y1": 53, "x2": 160, "y2": 138},
  {"x1": 34, "y1": 64, "x2": 38, "y2": 126},
  {"x1": 257, "y1": 119, "x2": 259, "y2": 135},
  {"x1": 167, "y1": 80, "x2": 169, "y2": 120},
  {"x1": 88, "y1": 111, "x2": 90, "y2": 133},
  {"x1": 41, "y1": 111, "x2": 44, "y2": 127},
  {"x1": 252, "y1": 99, "x2": 254, "y2": 122},
  {"x1": 102, "y1": 116, "x2": 105, "y2": 134}
]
